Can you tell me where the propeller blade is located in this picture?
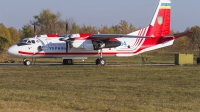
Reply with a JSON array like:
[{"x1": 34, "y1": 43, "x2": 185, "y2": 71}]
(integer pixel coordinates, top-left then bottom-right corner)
[
  {"x1": 34, "y1": 24, "x2": 36, "y2": 36},
  {"x1": 66, "y1": 23, "x2": 68, "y2": 34},
  {"x1": 66, "y1": 42, "x2": 69, "y2": 55}
]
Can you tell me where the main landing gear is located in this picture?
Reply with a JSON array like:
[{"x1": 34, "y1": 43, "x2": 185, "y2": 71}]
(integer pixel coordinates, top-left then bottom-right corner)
[
  {"x1": 96, "y1": 49, "x2": 106, "y2": 66},
  {"x1": 62, "y1": 59, "x2": 73, "y2": 65}
]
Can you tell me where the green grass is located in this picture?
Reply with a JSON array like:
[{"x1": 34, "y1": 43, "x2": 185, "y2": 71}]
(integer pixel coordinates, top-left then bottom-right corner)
[{"x1": 0, "y1": 65, "x2": 200, "y2": 112}]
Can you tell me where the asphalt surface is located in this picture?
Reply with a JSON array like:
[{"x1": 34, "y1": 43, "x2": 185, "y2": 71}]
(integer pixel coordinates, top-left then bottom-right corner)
[{"x1": 0, "y1": 63, "x2": 175, "y2": 66}]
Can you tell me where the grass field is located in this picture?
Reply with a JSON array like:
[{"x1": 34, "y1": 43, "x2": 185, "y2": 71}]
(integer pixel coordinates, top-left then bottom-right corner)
[{"x1": 0, "y1": 64, "x2": 200, "y2": 112}]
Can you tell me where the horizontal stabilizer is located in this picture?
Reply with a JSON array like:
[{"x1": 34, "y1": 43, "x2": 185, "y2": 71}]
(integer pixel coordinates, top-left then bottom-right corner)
[
  {"x1": 162, "y1": 30, "x2": 193, "y2": 39},
  {"x1": 173, "y1": 30, "x2": 193, "y2": 38}
]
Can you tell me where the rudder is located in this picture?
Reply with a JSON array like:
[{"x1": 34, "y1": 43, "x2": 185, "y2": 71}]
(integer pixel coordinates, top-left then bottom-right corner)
[{"x1": 146, "y1": 0, "x2": 171, "y2": 37}]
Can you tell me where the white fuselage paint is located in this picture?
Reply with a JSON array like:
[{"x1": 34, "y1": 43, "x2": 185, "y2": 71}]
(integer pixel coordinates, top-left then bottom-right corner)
[{"x1": 7, "y1": 35, "x2": 174, "y2": 59}]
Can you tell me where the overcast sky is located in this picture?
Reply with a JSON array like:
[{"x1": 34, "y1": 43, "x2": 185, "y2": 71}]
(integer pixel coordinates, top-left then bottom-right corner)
[{"x1": 0, "y1": 0, "x2": 199, "y2": 32}]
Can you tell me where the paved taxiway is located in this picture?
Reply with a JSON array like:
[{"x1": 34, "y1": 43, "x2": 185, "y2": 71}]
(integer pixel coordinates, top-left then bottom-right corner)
[{"x1": 0, "y1": 63, "x2": 175, "y2": 66}]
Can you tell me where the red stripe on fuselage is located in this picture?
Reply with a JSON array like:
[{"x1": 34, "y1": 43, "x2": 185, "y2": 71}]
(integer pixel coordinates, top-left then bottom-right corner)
[
  {"x1": 19, "y1": 51, "x2": 34, "y2": 55},
  {"x1": 18, "y1": 51, "x2": 120, "y2": 56}
]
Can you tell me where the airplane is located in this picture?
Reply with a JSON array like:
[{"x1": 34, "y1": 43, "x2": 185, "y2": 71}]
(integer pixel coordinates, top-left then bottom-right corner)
[{"x1": 7, "y1": 0, "x2": 193, "y2": 66}]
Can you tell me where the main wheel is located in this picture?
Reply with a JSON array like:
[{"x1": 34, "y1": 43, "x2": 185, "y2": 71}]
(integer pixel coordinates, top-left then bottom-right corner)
[
  {"x1": 96, "y1": 58, "x2": 106, "y2": 66},
  {"x1": 63, "y1": 59, "x2": 73, "y2": 65},
  {"x1": 67, "y1": 59, "x2": 73, "y2": 65},
  {"x1": 96, "y1": 58, "x2": 100, "y2": 65},
  {"x1": 99, "y1": 58, "x2": 106, "y2": 66}
]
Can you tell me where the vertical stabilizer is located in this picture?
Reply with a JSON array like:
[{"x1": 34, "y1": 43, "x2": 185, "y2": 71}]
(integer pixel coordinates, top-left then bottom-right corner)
[
  {"x1": 146, "y1": 0, "x2": 171, "y2": 37},
  {"x1": 129, "y1": 0, "x2": 172, "y2": 54}
]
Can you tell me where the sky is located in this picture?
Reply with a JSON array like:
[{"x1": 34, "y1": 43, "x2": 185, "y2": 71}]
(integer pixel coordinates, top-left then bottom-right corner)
[{"x1": 0, "y1": 0, "x2": 199, "y2": 32}]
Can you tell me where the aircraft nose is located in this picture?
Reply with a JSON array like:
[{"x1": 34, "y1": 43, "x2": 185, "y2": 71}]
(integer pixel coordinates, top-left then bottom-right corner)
[{"x1": 7, "y1": 45, "x2": 19, "y2": 56}]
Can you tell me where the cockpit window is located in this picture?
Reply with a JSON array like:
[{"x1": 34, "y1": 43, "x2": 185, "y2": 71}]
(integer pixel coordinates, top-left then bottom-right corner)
[
  {"x1": 19, "y1": 39, "x2": 37, "y2": 44},
  {"x1": 31, "y1": 40, "x2": 35, "y2": 44},
  {"x1": 27, "y1": 40, "x2": 31, "y2": 44},
  {"x1": 17, "y1": 39, "x2": 37, "y2": 46},
  {"x1": 22, "y1": 40, "x2": 28, "y2": 43}
]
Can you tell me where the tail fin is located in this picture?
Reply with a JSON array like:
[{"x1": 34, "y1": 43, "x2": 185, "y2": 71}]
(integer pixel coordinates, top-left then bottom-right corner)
[
  {"x1": 130, "y1": 0, "x2": 171, "y2": 37},
  {"x1": 146, "y1": 0, "x2": 171, "y2": 37}
]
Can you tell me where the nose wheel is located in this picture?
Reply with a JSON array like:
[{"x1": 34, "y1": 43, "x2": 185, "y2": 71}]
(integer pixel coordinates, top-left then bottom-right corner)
[{"x1": 23, "y1": 58, "x2": 31, "y2": 66}]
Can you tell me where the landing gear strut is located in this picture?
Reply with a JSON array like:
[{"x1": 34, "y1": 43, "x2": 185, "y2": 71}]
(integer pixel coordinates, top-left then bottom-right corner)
[
  {"x1": 23, "y1": 58, "x2": 31, "y2": 66},
  {"x1": 96, "y1": 49, "x2": 106, "y2": 66},
  {"x1": 63, "y1": 59, "x2": 73, "y2": 65}
]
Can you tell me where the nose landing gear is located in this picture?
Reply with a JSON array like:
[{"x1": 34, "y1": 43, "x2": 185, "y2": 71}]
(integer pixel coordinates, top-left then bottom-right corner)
[{"x1": 23, "y1": 58, "x2": 31, "y2": 66}]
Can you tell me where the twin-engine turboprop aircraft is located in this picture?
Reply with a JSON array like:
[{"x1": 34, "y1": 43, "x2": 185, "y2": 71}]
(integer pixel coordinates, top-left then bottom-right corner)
[{"x1": 7, "y1": 0, "x2": 192, "y2": 66}]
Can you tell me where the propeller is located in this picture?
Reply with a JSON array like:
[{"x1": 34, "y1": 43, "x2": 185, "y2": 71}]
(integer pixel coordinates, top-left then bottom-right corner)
[
  {"x1": 65, "y1": 23, "x2": 69, "y2": 55},
  {"x1": 33, "y1": 23, "x2": 43, "y2": 52},
  {"x1": 59, "y1": 23, "x2": 74, "y2": 55},
  {"x1": 66, "y1": 23, "x2": 68, "y2": 34}
]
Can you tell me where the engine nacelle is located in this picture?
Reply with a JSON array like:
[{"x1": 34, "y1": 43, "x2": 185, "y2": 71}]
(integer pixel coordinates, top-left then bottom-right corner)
[
  {"x1": 97, "y1": 42, "x2": 105, "y2": 49},
  {"x1": 93, "y1": 40, "x2": 121, "y2": 50},
  {"x1": 72, "y1": 40, "x2": 121, "y2": 51}
]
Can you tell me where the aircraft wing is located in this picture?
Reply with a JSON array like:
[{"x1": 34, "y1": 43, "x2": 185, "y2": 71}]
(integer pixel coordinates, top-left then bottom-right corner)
[{"x1": 90, "y1": 34, "x2": 152, "y2": 40}]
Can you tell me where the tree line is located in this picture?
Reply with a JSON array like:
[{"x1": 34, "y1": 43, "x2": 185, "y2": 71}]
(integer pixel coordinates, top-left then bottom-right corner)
[{"x1": 0, "y1": 9, "x2": 200, "y2": 55}]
